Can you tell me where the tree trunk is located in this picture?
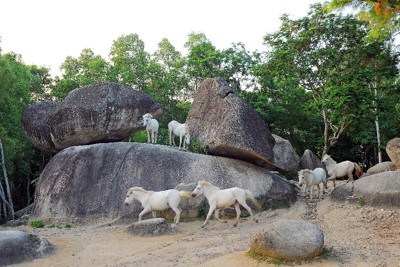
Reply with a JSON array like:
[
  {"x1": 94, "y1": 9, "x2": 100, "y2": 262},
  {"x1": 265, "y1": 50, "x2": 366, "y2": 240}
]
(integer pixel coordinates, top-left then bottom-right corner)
[
  {"x1": 0, "y1": 139, "x2": 14, "y2": 220},
  {"x1": 374, "y1": 87, "x2": 382, "y2": 163},
  {"x1": 322, "y1": 108, "x2": 330, "y2": 157}
]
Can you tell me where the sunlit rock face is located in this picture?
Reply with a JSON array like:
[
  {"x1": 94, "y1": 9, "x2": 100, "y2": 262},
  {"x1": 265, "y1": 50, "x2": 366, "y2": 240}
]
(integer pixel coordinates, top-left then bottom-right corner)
[
  {"x1": 186, "y1": 77, "x2": 277, "y2": 170},
  {"x1": 32, "y1": 142, "x2": 296, "y2": 220}
]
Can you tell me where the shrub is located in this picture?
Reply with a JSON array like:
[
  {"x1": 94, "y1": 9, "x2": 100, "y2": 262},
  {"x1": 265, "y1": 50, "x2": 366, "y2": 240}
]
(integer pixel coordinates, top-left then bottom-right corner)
[
  {"x1": 190, "y1": 139, "x2": 208, "y2": 154},
  {"x1": 30, "y1": 220, "x2": 45, "y2": 228},
  {"x1": 357, "y1": 197, "x2": 366, "y2": 206}
]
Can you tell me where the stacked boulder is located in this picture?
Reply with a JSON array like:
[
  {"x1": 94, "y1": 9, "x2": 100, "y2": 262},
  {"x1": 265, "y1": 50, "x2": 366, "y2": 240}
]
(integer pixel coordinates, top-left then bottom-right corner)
[
  {"x1": 23, "y1": 79, "x2": 299, "y2": 222},
  {"x1": 22, "y1": 82, "x2": 163, "y2": 152}
]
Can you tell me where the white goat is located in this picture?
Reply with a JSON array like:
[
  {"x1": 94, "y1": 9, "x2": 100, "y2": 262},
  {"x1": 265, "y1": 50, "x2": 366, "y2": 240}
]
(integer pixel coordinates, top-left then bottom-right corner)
[
  {"x1": 168, "y1": 120, "x2": 190, "y2": 149},
  {"x1": 143, "y1": 113, "x2": 159, "y2": 143},
  {"x1": 298, "y1": 167, "x2": 327, "y2": 200}
]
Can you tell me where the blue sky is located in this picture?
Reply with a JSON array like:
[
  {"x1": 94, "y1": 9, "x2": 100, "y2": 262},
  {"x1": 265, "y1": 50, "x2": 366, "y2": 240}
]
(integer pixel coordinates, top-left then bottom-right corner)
[{"x1": 0, "y1": 0, "x2": 322, "y2": 75}]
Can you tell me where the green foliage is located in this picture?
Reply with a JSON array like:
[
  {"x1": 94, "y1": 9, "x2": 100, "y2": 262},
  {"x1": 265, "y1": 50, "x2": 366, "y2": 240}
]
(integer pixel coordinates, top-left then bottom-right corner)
[
  {"x1": 255, "y1": 3, "x2": 399, "y2": 157},
  {"x1": 327, "y1": 0, "x2": 400, "y2": 41},
  {"x1": 357, "y1": 197, "x2": 367, "y2": 206},
  {"x1": 129, "y1": 130, "x2": 148, "y2": 143},
  {"x1": 28, "y1": 234, "x2": 40, "y2": 244},
  {"x1": 45, "y1": 222, "x2": 72, "y2": 229},
  {"x1": 30, "y1": 220, "x2": 45, "y2": 228},
  {"x1": 109, "y1": 34, "x2": 149, "y2": 89},
  {"x1": 268, "y1": 258, "x2": 285, "y2": 265},
  {"x1": 0, "y1": 51, "x2": 50, "y2": 212},
  {"x1": 240, "y1": 210, "x2": 250, "y2": 218},
  {"x1": 189, "y1": 139, "x2": 208, "y2": 155},
  {"x1": 248, "y1": 250, "x2": 286, "y2": 265},
  {"x1": 247, "y1": 250, "x2": 269, "y2": 262},
  {"x1": 185, "y1": 32, "x2": 224, "y2": 91},
  {"x1": 197, "y1": 207, "x2": 206, "y2": 218}
]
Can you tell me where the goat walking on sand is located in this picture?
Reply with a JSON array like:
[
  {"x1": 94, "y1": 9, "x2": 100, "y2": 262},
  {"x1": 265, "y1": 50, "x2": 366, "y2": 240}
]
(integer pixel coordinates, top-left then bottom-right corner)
[
  {"x1": 143, "y1": 113, "x2": 159, "y2": 143},
  {"x1": 168, "y1": 120, "x2": 190, "y2": 149},
  {"x1": 191, "y1": 180, "x2": 261, "y2": 227},
  {"x1": 298, "y1": 168, "x2": 327, "y2": 200},
  {"x1": 124, "y1": 187, "x2": 192, "y2": 224}
]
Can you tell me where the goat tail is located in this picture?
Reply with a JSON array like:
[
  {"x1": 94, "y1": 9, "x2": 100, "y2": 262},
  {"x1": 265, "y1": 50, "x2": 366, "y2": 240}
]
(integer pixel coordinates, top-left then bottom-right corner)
[
  {"x1": 179, "y1": 191, "x2": 194, "y2": 199},
  {"x1": 353, "y1": 163, "x2": 363, "y2": 179},
  {"x1": 245, "y1": 190, "x2": 262, "y2": 211}
]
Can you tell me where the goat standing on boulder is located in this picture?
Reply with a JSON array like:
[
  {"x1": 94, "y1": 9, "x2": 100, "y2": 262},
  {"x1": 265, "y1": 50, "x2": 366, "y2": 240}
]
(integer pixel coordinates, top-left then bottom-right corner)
[
  {"x1": 143, "y1": 113, "x2": 159, "y2": 143},
  {"x1": 168, "y1": 120, "x2": 190, "y2": 149}
]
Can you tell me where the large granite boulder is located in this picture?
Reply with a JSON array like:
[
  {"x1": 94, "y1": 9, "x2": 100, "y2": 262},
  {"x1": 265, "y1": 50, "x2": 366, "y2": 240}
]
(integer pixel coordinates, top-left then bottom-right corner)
[
  {"x1": 22, "y1": 82, "x2": 163, "y2": 152},
  {"x1": 272, "y1": 134, "x2": 300, "y2": 174},
  {"x1": 0, "y1": 231, "x2": 54, "y2": 266},
  {"x1": 299, "y1": 149, "x2": 324, "y2": 170},
  {"x1": 353, "y1": 171, "x2": 400, "y2": 207},
  {"x1": 386, "y1": 138, "x2": 400, "y2": 170},
  {"x1": 32, "y1": 142, "x2": 295, "y2": 221},
  {"x1": 331, "y1": 171, "x2": 400, "y2": 207},
  {"x1": 186, "y1": 77, "x2": 276, "y2": 170},
  {"x1": 365, "y1": 161, "x2": 396, "y2": 176},
  {"x1": 250, "y1": 219, "x2": 324, "y2": 260}
]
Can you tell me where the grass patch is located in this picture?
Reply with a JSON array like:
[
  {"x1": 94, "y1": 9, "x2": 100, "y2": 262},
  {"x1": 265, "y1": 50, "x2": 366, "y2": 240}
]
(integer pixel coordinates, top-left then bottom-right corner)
[
  {"x1": 189, "y1": 139, "x2": 208, "y2": 154},
  {"x1": 28, "y1": 233, "x2": 40, "y2": 244},
  {"x1": 30, "y1": 220, "x2": 45, "y2": 228},
  {"x1": 248, "y1": 251, "x2": 286, "y2": 265},
  {"x1": 240, "y1": 210, "x2": 250, "y2": 218},
  {"x1": 32, "y1": 221, "x2": 73, "y2": 229},
  {"x1": 269, "y1": 258, "x2": 285, "y2": 265},
  {"x1": 319, "y1": 247, "x2": 331, "y2": 259},
  {"x1": 357, "y1": 197, "x2": 366, "y2": 206},
  {"x1": 197, "y1": 207, "x2": 206, "y2": 218}
]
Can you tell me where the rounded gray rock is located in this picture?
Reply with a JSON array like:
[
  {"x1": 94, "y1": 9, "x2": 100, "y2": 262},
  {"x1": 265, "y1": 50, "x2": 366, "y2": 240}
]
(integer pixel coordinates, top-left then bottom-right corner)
[
  {"x1": 250, "y1": 219, "x2": 324, "y2": 260},
  {"x1": 353, "y1": 171, "x2": 400, "y2": 207},
  {"x1": 126, "y1": 218, "x2": 177, "y2": 237},
  {"x1": 0, "y1": 230, "x2": 55, "y2": 266}
]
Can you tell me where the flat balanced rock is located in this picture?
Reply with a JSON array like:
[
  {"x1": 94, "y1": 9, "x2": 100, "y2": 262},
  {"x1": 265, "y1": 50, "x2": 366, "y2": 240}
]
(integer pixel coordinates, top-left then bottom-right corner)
[{"x1": 22, "y1": 82, "x2": 162, "y2": 152}]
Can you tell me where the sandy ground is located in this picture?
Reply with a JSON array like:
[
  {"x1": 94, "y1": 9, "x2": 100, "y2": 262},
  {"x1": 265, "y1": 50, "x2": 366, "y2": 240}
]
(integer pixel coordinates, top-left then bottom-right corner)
[{"x1": 5, "y1": 182, "x2": 400, "y2": 267}]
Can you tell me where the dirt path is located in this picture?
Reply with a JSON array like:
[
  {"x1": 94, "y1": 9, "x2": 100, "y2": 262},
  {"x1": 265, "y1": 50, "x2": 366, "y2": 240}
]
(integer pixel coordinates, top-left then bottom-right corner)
[{"x1": 5, "y1": 185, "x2": 400, "y2": 267}]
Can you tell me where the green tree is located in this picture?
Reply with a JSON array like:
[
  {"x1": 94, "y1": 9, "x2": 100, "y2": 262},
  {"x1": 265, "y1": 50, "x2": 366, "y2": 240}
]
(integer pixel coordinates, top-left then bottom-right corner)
[
  {"x1": 260, "y1": 4, "x2": 380, "y2": 157},
  {"x1": 220, "y1": 43, "x2": 261, "y2": 93},
  {"x1": 62, "y1": 48, "x2": 109, "y2": 85},
  {"x1": 184, "y1": 32, "x2": 224, "y2": 94},
  {"x1": 109, "y1": 34, "x2": 149, "y2": 90},
  {"x1": 29, "y1": 65, "x2": 52, "y2": 101},
  {"x1": 251, "y1": 63, "x2": 322, "y2": 155},
  {"x1": 328, "y1": 0, "x2": 400, "y2": 41},
  {"x1": 147, "y1": 38, "x2": 190, "y2": 124},
  {"x1": 0, "y1": 51, "x2": 49, "y2": 218},
  {"x1": 52, "y1": 48, "x2": 109, "y2": 100},
  {"x1": 350, "y1": 41, "x2": 400, "y2": 163}
]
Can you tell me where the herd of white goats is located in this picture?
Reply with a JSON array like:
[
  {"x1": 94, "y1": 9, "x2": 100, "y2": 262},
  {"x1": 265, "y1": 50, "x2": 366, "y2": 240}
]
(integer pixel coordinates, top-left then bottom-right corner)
[{"x1": 126, "y1": 113, "x2": 362, "y2": 227}]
